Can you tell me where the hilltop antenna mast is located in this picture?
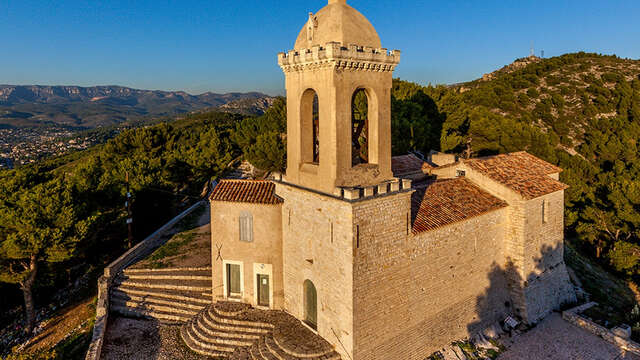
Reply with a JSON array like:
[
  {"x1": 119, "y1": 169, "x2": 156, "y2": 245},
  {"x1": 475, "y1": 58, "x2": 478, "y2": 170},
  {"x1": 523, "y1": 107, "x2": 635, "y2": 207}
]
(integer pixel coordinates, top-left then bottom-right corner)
[
  {"x1": 541, "y1": 50, "x2": 545, "y2": 58},
  {"x1": 530, "y1": 41, "x2": 535, "y2": 57}
]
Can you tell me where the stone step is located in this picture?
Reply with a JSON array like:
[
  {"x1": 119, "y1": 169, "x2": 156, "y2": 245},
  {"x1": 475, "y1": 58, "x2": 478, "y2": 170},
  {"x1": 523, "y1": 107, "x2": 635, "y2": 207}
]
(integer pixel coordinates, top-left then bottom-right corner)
[
  {"x1": 272, "y1": 335, "x2": 341, "y2": 359},
  {"x1": 195, "y1": 313, "x2": 263, "y2": 341},
  {"x1": 121, "y1": 274, "x2": 211, "y2": 281},
  {"x1": 124, "y1": 267, "x2": 211, "y2": 274},
  {"x1": 183, "y1": 322, "x2": 237, "y2": 353},
  {"x1": 257, "y1": 336, "x2": 279, "y2": 360},
  {"x1": 265, "y1": 335, "x2": 295, "y2": 360},
  {"x1": 111, "y1": 298, "x2": 200, "y2": 317},
  {"x1": 213, "y1": 302, "x2": 252, "y2": 317},
  {"x1": 202, "y1": 308, "x2": 271, "y2": 334},
  {"x1": 113, "y1": 285, "x2": 211, "y2": 304},
  {"x1": 180, "y1": 325, "x2": 229, "y2": 358},
  {"x1": 209, "y1": 307, "x2": 274, "y2": 329},
  {"x1": 115, "y1": 279, "x2": 211, "y2": 293},
  {"x1": 189, "y1": 320, "x2": 254, "y2": 347},
  {"x1": 110, "y1": 290, "x2": 208, "y2": 310},
  {"x1": 111, "y1": 305, "x2": 191, "y2": 323},
  {"x1": 249, "y1": 344, "x2": 262, "y2": 360}
]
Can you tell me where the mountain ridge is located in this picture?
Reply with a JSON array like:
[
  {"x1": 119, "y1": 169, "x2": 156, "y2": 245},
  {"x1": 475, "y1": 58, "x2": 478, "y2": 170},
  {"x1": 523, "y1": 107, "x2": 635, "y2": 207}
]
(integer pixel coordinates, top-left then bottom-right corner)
[{"x1": 0, "y1": 84, "x2": 273, "y2": 128}]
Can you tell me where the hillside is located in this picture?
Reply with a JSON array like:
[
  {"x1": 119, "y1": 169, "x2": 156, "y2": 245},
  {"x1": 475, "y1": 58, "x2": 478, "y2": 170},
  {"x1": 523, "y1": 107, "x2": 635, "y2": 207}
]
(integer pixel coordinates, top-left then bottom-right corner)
[
  {"x1": 0, "y1": 85, "x2": 273, "y2": 128},
  {"x1": 392, "y1": 52, "x2": 640, "y2": 294}
]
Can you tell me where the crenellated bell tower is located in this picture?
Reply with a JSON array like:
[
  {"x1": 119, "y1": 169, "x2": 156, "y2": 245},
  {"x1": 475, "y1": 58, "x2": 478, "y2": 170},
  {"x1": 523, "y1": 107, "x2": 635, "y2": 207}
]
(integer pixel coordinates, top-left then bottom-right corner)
[{"x1": 278, "y1": 0, "x2": 401, "y2": 195}]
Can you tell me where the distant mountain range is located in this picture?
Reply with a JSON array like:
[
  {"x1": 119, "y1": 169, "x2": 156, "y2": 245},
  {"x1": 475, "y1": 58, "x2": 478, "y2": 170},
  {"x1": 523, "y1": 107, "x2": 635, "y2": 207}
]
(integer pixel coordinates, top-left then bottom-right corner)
[{"x1": 0, "y1": 85, "x2": 274, "y2": 128}]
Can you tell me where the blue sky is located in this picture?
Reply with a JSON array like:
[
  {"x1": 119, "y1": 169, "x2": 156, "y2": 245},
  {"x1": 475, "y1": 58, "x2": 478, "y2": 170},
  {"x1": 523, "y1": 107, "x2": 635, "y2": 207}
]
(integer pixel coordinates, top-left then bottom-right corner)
[{"x1": 1, "y1": 0, "x2": 638, "y2": 95}]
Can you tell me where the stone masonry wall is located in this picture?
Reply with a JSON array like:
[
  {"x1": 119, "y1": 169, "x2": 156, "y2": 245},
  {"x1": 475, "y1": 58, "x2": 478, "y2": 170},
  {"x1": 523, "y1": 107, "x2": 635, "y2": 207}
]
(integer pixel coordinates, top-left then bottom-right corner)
[
  {"x1": 275, "y1": 183, "x2": 355, "y2": 359},
  {"x1": 520, "y1": 190, "x2": 576, "y2": 322},
  {"x1": 210, "y1": 201, "x2": 284, "y2": 309},
  {"x1": 438, "y1": 165, "x2": 575, "y2": 323},
  {"x1": 352, "y1": 192, "x2": 512, "y2": 360}
]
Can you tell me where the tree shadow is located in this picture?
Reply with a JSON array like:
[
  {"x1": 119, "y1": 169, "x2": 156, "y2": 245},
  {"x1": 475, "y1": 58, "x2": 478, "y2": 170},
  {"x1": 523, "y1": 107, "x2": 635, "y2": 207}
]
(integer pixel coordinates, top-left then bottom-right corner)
[{"x1": 467, "y1": 243, "x2": 577, "y2": 337}]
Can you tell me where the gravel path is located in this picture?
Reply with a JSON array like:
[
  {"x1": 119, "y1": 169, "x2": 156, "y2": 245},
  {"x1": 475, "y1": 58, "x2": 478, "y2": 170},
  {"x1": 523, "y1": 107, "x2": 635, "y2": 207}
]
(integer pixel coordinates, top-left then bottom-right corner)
[
  {"x1": 101, "y1": 317, "x2": 212, "y2": 360},
  {"x1": 499, "y1": 313, "x2": 640, "y2": 360}
]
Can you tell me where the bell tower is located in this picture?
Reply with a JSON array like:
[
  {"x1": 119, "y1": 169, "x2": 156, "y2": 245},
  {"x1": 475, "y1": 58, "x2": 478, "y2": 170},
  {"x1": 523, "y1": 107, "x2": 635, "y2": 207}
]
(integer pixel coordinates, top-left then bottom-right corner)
[{"x1": 278, "y1": 0, "x2": 401, "y2": 195}]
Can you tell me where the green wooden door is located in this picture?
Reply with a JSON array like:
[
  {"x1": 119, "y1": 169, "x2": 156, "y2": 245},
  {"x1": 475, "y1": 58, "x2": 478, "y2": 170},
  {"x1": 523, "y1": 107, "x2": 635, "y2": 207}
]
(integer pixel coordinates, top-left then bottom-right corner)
[
  {"x1": 226, "y1": 264, "x2": 241, "y2": 297},
  {"x1": 257, "y1": 274, "x2": 270, "y2": 307},
  {"x1": 304, "y1": 280, "x2": 317, "y2": 330}
]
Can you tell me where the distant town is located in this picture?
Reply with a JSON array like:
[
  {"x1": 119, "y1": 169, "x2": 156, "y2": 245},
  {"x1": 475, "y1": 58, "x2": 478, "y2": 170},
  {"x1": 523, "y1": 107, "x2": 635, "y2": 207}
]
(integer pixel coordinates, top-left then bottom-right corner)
[{"x1": 0, "y1": 127, "x2": 120, "y2": 169}]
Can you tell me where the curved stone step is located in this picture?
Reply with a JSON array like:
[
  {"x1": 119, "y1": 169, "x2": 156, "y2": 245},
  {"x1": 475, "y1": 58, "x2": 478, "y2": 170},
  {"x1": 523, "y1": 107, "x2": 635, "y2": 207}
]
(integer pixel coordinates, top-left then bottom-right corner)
[
  {"x1": 249, "y1": 344, "x2": 262, "y2": 360},
  {"x1": 180, "y1": 325, "x2": 229, "y2": 358},
  {"x1": 195, "y1": 314, "x2": 263, "y2": 341},
  {"x1": 111, "y1": 305, "x2": 191, "y2": 323},
  {"x1": 202, "y1": 308, "x2": 271, "y2": 334},
  {"x1": 183, "y1": 321, "x2": 237, "y2": 353},
  {"x1": 265, "y1": 335, "x2": 295, "y2": 360},
  {"x1": 272, "y1": 334, "x2": 340, "y2": 359},
  {"x1": 257, "y1": 336, "x2": 279, "y2": 360},
  {"x1": 113, "y1": 285, "x2": 211, "y2": 304},
  {"x1": 190, "y1": 320, "x2": 254, "y2": 348},
  {"x1": 110, "y1": 291, "x2": 208, "y2": 311},
  {"x1": 209, "y1": 306, "x2": 274, "y2": 329}
]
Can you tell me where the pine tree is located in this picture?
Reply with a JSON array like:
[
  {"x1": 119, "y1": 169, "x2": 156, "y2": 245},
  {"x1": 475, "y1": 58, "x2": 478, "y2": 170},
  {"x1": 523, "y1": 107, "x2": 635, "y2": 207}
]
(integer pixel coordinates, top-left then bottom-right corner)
[{"x1": 0, "y1": 178, "x2": 95, "y2": 333}]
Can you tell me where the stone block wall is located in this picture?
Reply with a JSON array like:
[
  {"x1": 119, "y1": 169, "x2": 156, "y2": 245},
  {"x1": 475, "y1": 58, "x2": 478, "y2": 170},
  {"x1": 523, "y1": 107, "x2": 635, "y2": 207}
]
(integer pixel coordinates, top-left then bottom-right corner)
[
  {"x1": 276, "y1": 183, "x2": 356, "y2": 359},
  {"x1": 352, "y1": 191, "x2": 511, "y2": 360},
  {"x1": 210, "y1": 201, "x2": 284, "y2": 309},
  {"x1": 436, "y1": 165, "x2": 576, "y2": 323}
]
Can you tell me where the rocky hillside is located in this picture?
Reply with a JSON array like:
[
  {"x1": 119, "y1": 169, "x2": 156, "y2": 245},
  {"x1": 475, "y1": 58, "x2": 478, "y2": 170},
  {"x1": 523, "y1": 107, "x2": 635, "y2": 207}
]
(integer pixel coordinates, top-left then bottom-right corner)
[
  {"x1": 448, "y1": 53, "x2": 640, "y2": 153},
  {"x1": 0, "y1": 85, "x2": 273, "y2": 128}
]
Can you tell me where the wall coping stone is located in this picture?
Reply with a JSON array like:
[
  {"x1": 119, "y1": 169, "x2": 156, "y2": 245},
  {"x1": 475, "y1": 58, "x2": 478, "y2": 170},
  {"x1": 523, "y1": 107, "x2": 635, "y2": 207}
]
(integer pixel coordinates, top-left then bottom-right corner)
[{"x1": 562, "y1": 302, "x2": 640, "y2": 355}]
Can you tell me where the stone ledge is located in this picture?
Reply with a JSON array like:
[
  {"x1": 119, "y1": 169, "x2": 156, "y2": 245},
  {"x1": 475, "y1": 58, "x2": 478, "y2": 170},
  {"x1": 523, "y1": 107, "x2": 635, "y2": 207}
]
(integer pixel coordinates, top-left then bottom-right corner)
[{"x1": 562, "y1": 302, "x2": 640, "y2": 355}]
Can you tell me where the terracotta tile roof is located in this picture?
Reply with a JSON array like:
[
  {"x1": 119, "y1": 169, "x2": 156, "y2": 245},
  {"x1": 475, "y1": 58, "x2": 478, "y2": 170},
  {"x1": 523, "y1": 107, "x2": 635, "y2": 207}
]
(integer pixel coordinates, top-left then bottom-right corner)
[
  {"x1": 392, "y1": 154, "x2": 434, "y2": 177},
  {"x1": 411, "y1": 178, "x2": 507, "y2": 234},
  {"x1": 464, "y1": 151, "x2": 567, "y2": 199},
  {"x1": 209, "y1": 180, "x2": 282, "y2": 205}
]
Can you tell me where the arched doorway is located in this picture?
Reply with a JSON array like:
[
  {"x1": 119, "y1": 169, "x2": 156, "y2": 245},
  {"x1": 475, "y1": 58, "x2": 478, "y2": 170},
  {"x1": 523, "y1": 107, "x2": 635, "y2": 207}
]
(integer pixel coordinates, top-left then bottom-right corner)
[{"x1": 303, "y1": 280, "x2": 317, "y2": 330}]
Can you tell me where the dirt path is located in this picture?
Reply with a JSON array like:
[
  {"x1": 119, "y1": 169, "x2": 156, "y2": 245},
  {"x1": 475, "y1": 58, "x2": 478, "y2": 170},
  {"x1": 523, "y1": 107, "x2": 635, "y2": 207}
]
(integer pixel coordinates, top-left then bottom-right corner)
[
  {"x1": 498, "y1": 313, "x2": 640, "y2": 360},
  {"x1": 101, "y1": 317, "x2": 210, "y2": 360}
]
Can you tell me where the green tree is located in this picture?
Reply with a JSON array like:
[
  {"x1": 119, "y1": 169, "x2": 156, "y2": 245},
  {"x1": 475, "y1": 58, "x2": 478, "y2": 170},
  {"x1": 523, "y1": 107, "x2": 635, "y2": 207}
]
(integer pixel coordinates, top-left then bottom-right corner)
[
  {"x1": 0, "y1": 178, "x2": 95, "y2": 333},
  {"x1": 231, "y1": 97, "x2": 287, "y2": 171}
]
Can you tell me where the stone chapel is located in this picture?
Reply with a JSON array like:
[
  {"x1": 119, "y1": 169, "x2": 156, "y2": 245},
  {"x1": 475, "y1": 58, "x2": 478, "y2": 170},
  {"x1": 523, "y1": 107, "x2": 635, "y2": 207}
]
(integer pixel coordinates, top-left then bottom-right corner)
[{"x1": 207, "y1": 1, "x2": 576, "y2": 358}]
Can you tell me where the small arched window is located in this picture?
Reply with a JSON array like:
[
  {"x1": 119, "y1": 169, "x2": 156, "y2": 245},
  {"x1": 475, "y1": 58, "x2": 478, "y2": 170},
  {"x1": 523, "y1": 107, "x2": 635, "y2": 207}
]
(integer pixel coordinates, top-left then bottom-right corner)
[
  {"x1": 351, "y1": 88, "x2": 369, "y2": 166},
  {"x1": 239, "y1": 211, "x2": 253, "y2": 242}
]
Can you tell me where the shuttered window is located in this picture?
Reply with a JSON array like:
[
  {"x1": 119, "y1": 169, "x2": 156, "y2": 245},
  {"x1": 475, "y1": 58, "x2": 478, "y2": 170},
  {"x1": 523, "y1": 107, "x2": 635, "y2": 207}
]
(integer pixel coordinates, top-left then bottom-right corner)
[{"x1": 239, "y1": 211, "x2": 253, "y2": 242}]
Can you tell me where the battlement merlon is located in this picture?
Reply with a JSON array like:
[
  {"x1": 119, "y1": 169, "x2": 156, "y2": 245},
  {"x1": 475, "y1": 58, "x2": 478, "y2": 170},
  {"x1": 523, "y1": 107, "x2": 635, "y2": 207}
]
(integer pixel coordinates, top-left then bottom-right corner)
[{"x1": 278, "y1": 42, "x2": 401, "y2": 73}]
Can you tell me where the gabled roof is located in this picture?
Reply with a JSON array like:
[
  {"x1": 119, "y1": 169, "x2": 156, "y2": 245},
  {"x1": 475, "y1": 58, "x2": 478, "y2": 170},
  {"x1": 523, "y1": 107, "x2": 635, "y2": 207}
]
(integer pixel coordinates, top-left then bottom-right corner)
[
  {"x1": 391, "y1": 154, "x2": 433, "y2": 177},
  {"x1": 411, "y1": 178, "x2": 508, "y2": 234},
  {"x1": 209, "y1": 180, "x2": 283, "y2": 205},
  {"x1": 464, "y1": 151, "x2": 567, "y2": 199}
]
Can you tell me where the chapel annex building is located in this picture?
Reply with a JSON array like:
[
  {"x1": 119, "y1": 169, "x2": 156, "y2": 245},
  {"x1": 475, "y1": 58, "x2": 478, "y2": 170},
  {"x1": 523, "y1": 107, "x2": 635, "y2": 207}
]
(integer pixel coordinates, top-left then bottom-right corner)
[{"x1": 208, "y1": 1, "x2": 576, "y2": 359}]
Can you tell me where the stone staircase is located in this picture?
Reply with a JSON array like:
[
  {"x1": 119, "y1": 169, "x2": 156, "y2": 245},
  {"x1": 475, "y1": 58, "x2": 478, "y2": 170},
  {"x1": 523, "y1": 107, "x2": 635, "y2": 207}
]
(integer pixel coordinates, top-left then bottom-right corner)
[
  {"x1": 181, "y1": 302, "x2": 342, "y2": 360},
  {"x1": 110, "y1": 267, "x2": 212, "y2": 324}
]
